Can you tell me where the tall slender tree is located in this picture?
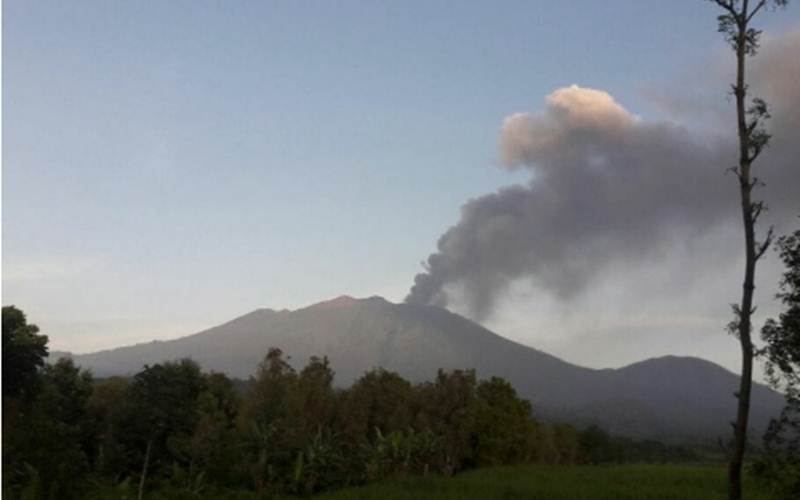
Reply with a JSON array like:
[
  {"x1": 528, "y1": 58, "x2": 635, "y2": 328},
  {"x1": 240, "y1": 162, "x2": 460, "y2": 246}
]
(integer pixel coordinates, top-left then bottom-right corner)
[{"x1": 707, "y1": 2, "x2": 788, "y2": 499}]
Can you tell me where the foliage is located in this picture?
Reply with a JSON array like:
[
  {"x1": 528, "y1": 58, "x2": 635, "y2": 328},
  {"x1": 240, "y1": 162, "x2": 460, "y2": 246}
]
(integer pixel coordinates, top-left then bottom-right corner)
[
  {"x1": 239, "y1": 348, "x2": 299, "y2": 494},
  {"x1": 471, "y1": 377, "x2": 537, "y2": 466},
  {"x1": 712, "y1": 1, "x2": 789, "y2": 56},
  {"x1": 187, "y1": 372, "x2": 241, "y2": 486},
  {"x1": 4, "y1": 307, "x2": 720, "y2": 498},
  {"x1": 761, "y1": 228, "x2": 800, "y2": 395},
  {"x1": 3, "y1": 305, "x2": 50, "y2": 496},
  {"x1": 414, "y1": 369, "x2": 479, "y2": 474},
  {"x1": 578, "y1": 425, "x2": 698, "y2": 465},
  {"x1": 2, "y1": 305, "x2": 49, "y2": 401},
  {"x1": 337, "y1": 368, "x2": 415, "y2": 446},
  {"x1": 4, "y1": 358, "x2": 94, "y2": 500},
  {"x1": 754, "y1": 226, "x2": 800, "y2": 499},
  {"x1": 120, "y1": 359, "x2": 209, "y2": 488},
  {"x1": 579, "y1": 425, "x2": 615, "y2": 465},
  {"x1": 87, "y1": 376, "x2": 131, "y2": 477}
]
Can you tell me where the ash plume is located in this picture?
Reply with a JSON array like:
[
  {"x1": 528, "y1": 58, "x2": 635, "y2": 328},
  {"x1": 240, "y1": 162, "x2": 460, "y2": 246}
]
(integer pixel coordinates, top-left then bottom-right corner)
[{"x1": 406, "y1": 33, "x2": 800, "y2": 320}]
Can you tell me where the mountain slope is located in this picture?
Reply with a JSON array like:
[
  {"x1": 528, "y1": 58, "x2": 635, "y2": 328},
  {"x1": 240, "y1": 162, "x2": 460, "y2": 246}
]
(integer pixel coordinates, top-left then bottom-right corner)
[{"x1": 59, "y1": 296, "x2": 783, "y2": 441}]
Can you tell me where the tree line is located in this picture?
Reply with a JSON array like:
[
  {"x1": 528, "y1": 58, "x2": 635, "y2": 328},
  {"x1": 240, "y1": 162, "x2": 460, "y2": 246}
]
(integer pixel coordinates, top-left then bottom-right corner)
[
  {"x1": 3, "y1": 223, "x2": 798, "y2": 499},
  {"x1": 4, "y1": 308, "x2": 699, "y2": 500}
]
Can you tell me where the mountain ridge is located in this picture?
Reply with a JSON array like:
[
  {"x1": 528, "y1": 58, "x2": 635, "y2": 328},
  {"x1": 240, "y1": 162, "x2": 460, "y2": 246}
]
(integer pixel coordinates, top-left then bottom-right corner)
[{"x1": 53, "y1": 295, "x2": 783, "y2": 441}]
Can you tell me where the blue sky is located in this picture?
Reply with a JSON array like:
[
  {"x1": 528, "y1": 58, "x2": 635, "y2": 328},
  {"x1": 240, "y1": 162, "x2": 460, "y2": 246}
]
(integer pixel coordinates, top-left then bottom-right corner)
[{"x1": 4, "y1": 1, "x2": 799, "y2": 369}]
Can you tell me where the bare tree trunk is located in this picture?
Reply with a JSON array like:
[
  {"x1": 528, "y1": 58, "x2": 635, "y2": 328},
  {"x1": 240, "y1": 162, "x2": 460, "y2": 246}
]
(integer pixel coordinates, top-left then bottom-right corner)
[
  {"x1": 138, "y1": 439, "x2": 153, "y2": 500},
  {"x1": 709, "y1": 2, "x2": 785, "y2": 497},
  {"x1": 729, "y1": 3, "x2": 755, "y2": 499}
]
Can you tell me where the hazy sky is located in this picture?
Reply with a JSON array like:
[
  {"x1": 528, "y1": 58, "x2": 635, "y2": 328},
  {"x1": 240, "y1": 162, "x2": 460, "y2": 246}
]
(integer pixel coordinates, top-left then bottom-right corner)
[{"x1": 4, "y1": 1, "x2": 800, "y2": 376}]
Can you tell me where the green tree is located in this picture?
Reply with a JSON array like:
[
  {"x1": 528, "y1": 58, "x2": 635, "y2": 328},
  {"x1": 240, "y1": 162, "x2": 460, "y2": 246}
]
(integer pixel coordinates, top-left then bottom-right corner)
[
  {"x1": 761, "y1": 227, "x2": 800, "y2": 397},
  {"x1": 755, "y1": 226, "x2": 800, "y2": 498},
  {"x1": 338, "y1": 369, "x2": 415, "y2": 446},
  {"x1": 5, "y1": 358, "x2": 94, "y2": 500},
  {"x1": 578, "y1": 425, "x2": 614, "y2": 465},
  {"x1": 240, "y1": 348, "x2": 296, "y2": 428},
  {"x1": 2, "y1": 305, "x2": 48, "y2": 401},
  {"x1": 415, "y1": 369, "x2": 478, "y2": 474},
  {"x1": 87, "y1": 377, "x2": 130, "y2": 478},
  {"x1": 286, "y1": 356, "x2": 345, "y2": 493},
  {"x1": 121, "y1": 359, "x2": 208, "y2": 500},
  {"x1": 546, "y1": 423, "x2": 580, "y2": 465},
  {"x1": 183, "y1": 372, "x2": 242, "y2": 488},
  {"x1": 239, "y1": 348, "x2": 298, "y2": 494},
  {"x1": 471, "y1": 377, "x2": 537, "y2": 466},
  {"x1": 706, "y1": 2, "x2": 789, "y2": 498},
  {"x1": 290, "y1": 356, "x2": 337, "y2": 442}
]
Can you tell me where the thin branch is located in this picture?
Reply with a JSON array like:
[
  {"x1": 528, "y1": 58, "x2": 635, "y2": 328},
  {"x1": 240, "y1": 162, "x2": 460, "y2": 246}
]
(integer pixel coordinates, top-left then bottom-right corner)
[
  {"x1": 756, "y1": 226, "x2": 775, "y2": 261},
  {"x1": 715, "y1": 0, "x2": 746, "y2": 25},
  {"x1": 715, "y1": 0, "x2": 740, "y2": 16},
  {"x1": 751, "y1": 202, "x2": 764, "y2": 222},
  {"x1": 747, "y1": 0, "x2": 769, "y2": 22},
  {"x1": 726, "y1": 165, "x2": 742, "y2": 179},
  {"x1": 750, "y1": 150, "x2": 763, "y2": 164}
]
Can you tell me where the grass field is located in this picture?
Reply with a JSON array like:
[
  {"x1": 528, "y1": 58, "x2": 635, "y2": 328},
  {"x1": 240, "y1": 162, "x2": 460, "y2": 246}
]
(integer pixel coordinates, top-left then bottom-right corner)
[
  {"x1": 87, "y1": 464, "x2": 776, "y2": 500},
  {"x1": 301, "y1": 464, "x2": 774, "y2": 500}
]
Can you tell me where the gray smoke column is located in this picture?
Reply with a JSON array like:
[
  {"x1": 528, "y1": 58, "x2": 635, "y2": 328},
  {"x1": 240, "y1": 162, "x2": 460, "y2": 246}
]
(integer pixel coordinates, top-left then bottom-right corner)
[{"x1": 406, "y1": 34, "x2": 800, "y2": 321}]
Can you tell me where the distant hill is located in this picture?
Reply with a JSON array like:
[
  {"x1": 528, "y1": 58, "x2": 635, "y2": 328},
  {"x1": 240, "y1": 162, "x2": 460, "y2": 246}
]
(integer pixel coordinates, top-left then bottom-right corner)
[{"x1": 55, "y1": 295, "x2": 783, "y2": 441}]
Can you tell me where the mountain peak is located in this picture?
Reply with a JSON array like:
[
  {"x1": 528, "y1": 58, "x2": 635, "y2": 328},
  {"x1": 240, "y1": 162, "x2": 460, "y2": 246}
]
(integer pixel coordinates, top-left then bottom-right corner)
[
  {"x1": 308, "y1": 295, "x2": 361, "y2": 310},
  {"x1": 304, "y1": 295, "x2": 392, "y2": 311},
  {"x1": 56, "y1": 297, "x2": 783, "y2": 441}
]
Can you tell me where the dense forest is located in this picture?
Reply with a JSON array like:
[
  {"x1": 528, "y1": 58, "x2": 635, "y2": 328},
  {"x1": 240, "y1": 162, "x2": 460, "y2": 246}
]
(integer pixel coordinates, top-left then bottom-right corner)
[{"x1": 3, "y1": 306, "x2": 701, "y2": 499}]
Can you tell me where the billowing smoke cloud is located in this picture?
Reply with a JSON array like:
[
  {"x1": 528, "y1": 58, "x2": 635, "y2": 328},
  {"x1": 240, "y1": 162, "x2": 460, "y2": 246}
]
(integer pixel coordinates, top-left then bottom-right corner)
[{"x1": 406, "y1": 32, "x2": 799, "y2": 320}]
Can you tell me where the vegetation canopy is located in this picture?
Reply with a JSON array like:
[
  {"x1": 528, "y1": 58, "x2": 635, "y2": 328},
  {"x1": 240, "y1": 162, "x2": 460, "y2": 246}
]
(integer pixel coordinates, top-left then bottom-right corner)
[{"x1": 3, "y1": 307, "x2": 712, "y2": 500}]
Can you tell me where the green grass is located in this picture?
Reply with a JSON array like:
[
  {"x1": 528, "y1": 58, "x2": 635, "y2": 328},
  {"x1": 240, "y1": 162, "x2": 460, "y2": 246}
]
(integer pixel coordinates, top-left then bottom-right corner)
[
  {"x1": 85, "y1": 464, "x2": 776, "y2": 500},
  {"x1": 303, "y1": 464, "x2": 774, "y2": 500}
]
